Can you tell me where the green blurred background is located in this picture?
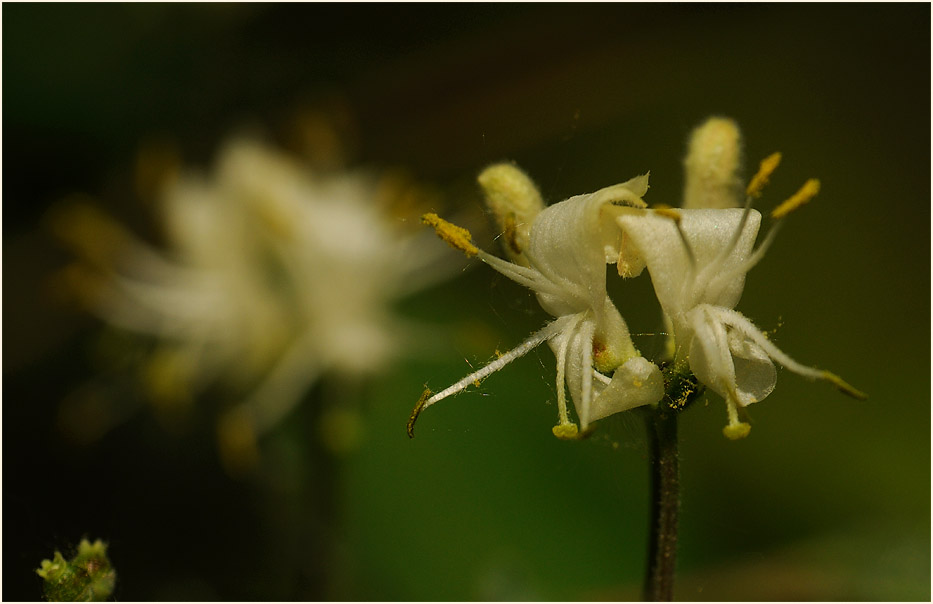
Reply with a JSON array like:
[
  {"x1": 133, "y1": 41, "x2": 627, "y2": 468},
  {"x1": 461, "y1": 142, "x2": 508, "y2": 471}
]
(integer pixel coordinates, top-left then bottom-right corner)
[{"x1": 4, "y1": 4, "x2": 929, "y2": 600}]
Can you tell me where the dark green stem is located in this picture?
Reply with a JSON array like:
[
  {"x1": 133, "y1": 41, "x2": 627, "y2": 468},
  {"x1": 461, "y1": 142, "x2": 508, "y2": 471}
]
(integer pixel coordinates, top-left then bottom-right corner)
[{"x1": 644, "y1": 408, "x2": 679, "y2": 602}]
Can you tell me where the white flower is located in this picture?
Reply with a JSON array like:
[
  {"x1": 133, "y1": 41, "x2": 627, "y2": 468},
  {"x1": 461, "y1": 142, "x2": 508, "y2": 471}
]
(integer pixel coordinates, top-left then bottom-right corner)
[
  {"x1": 617, "y1": 163, "x2": 865, "y2": 439},
  {"x1": 53, "y1": 138, "x2": 450, "y2": 467},
  {"x1": 410, "y1": 168, "x2": 663, "y2": 439}
]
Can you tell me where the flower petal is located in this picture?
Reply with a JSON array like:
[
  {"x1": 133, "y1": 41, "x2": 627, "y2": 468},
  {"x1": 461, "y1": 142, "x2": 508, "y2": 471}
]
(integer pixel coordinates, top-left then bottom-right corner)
[
  {"x1": 727, "y1": 329, "x2": 776, "y2": 406},
  {"x1": 686, "y1": 305, "x2": 737, "y2": 403},
  {"x1": 617, "y1": 208, "x2": 761, "y2": 318},
  {"x1": 688, "y1": 304, "x2": 777, "y2": 407},
  {"x1": 588, "y1": 356, "x2": 664, "y2": 423},
  {"x1": 526, "y1": 176, "x2": 649, "y2": 315}
]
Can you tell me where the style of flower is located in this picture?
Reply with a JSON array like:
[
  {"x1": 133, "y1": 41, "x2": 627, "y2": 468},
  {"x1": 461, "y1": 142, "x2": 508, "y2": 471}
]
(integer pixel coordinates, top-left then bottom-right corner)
[
  {"x1": 53, "y1": 138, "x2": 451, "y2": 470},
  {"x1": 616, "y1": 154, "x2": 865, "y2": 439},
  {"x1": 409, "y1": 165, "x2": 664, "y2": 439}
]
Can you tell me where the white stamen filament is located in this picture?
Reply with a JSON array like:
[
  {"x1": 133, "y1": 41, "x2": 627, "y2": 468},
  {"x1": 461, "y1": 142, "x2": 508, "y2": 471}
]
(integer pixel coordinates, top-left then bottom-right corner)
[
  {"x1": 724, "y1": 388, "x2": 742, "y2": 426},
  {"x1": 422, "y1": 315, "x2": 572, "y2": 411},
  {"x1": 705, "y1": 220, "x2": 783, "y2": 304},
  {"x1": 477, "y1": 250, "x2": 567, "y2": 298},
  {"x1": 593, "y1": 369, "x2": 612, "y2": 386},
  {"x1": 578, "y1": 319, "x2": 597, "y2": 428},
  {"x1": 554, "y1": 315, "x2": 583, "y2": 425},
  {"x1": 709, "y1": 305, "x2": 826, "y2": 381},
  {"x1": 692, "y1": 199, "x2": 756, "y2": 305}
]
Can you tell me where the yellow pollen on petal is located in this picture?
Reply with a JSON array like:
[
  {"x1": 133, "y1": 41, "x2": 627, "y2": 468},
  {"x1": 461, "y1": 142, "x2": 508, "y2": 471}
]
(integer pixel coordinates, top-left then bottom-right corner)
[
  {"x1": 746, "y1": 152, "x2": 782, "y2": 198},
  {"x1": 771, "y1": 179, "x2": 821, "y2": 219},
  {"x1": 421, "y1": 213, "x2": 479, "y2": 257}
]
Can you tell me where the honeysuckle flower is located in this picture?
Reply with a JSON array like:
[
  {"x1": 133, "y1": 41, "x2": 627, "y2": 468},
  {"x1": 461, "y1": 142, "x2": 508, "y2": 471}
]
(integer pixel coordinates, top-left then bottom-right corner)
[
  {"x1": 409, "y1": 165, "x2": 664, "y2": 439},
  {"x1": 617, "y1": 155, "x2": 865, "y2": 439},
  {"x1": 52, "y1": 137, "x2": 451, "y2": 470}
]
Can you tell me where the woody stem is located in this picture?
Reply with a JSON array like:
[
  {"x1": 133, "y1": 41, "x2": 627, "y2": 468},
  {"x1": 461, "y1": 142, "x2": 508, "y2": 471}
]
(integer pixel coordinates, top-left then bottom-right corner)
[{"x1": 644, "y1": 408, "x2": 679, "y2": 601}]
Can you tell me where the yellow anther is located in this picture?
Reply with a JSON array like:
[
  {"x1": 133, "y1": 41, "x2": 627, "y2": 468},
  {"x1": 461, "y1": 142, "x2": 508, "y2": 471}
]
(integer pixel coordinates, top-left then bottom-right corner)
[
  {"x1": 723, "y1": 422, "x2": 751, "y2": 440},
  {"x1": 746, "y1": 152, "x2": 782, "y2": 198},
  {"x1": 552, "y1": 422, "x2": 580, "y2": 440},
  {"x1": 406, "y1": 388, "x2": 433, "y2": 439},
  {"x1": 771, "y1": 178, "x2": 821, "y2": 219},
  {"x1": 421, "y1": 213, "x2": 479, "y2": 257},
  {"x1": 821, "y1": 371, "x2": 868, "y2": 400}
]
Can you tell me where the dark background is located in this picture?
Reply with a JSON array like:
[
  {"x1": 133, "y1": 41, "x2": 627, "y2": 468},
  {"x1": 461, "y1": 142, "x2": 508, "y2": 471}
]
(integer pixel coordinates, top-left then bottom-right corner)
[{"x1": 5, "y1": 4, "x2": 930, "y2": 600}]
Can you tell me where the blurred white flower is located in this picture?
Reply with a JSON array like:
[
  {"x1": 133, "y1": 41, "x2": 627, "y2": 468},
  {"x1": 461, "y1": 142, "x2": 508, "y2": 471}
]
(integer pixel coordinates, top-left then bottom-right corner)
[
  {"x1": 410, "y1": 167, "x2": 663, "y2": 439},
  {"x1": 53, "y1": 138, "x2": 449, "y2": 468}
]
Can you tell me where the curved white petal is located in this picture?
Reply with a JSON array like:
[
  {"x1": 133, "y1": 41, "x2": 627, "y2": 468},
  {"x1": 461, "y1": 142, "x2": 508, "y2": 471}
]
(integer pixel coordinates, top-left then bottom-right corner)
[
  {"x1": 616, "y1": 208, "x2": 761, "y2": 319},
  {"x1": 728, "y1": 328, "x2": 777, "y2": 406},
  {"x1": 712, "y1": 306, "x2": 827, "y2": 382},
  {"x1": 686, "y1": 305, "x2": 737, "y2": 403},
  {"x1": 550, "y1": 317, "x2": 592, "y2": 427},
  {"x1": 687, "y1": 305, "x2": 777, "y2": 407},
  {"x1": 589, "y1": 356, "x2": 664, "y2": 424},
  {"x1": 526, "y1": 176, "x2": 649, "y2": 315}
]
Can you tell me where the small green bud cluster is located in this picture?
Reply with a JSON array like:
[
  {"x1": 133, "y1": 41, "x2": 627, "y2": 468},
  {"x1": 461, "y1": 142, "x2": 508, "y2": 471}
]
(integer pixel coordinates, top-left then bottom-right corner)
[{"x1": 36, "y1": 538, "x2": 116, "y2": 602}]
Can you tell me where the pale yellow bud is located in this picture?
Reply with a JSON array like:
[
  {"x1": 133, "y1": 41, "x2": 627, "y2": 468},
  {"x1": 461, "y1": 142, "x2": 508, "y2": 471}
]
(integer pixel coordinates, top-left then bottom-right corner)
[
  {"x1": 683, "y1": 117, "x2": 744, "y2": 209},
  {"x1": 477, "y1": 163, "x2": 544, "y2": 266}
]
